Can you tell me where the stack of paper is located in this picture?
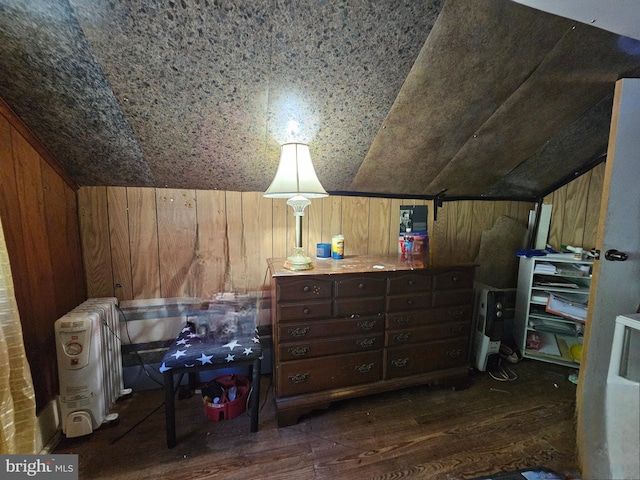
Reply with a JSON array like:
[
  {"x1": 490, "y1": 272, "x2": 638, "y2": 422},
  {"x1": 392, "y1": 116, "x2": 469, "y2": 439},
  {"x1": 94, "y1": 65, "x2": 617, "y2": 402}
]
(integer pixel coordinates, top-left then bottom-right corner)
[
  {"x1": 534, "y1": 262, "x2": 557, "y2": 274},
  {"x1": 546, "y1": 293, "x2": 587, "y2": 321}
]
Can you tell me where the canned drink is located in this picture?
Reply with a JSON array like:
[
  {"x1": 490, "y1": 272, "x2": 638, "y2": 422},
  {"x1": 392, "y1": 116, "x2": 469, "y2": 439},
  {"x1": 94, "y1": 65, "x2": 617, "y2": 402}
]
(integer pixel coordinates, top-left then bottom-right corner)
[
  {"x1": 332, "y1": 235, "x2": 344, "y2": 259},
  {"x1": 316, "y1": 243, "x2": 331, "y2": 258}
]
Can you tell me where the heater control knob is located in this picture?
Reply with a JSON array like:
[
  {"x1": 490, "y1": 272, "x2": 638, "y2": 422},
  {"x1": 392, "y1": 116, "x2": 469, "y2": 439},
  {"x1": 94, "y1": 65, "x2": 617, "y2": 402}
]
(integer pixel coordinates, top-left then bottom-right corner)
[{"x1": 65, "y1": 341, "x2": 83, "y2": 356}]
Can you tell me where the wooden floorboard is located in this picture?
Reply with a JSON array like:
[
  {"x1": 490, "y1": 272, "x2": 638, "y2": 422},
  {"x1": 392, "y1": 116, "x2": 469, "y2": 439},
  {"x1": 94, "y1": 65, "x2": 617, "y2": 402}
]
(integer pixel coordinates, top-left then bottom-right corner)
[{"x1": 53, "y1": 359, "x2": 581, "y2": 479}]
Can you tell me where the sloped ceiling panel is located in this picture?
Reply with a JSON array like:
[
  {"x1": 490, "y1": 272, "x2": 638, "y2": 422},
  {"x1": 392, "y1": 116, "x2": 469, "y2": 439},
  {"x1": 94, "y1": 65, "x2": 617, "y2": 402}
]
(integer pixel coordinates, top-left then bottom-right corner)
[
  {"x1": 0, "y1": 0, "x2": 153, "y2": 186},
  {"x1": 1, "y1": 0, "x2": 640, "y2": 199},
  {"x1": 68, "y1": 0, "x2": 444, "y2": 191},
  {"x1": 352, "y1": 0, "x2": 640, "y2": 198}
]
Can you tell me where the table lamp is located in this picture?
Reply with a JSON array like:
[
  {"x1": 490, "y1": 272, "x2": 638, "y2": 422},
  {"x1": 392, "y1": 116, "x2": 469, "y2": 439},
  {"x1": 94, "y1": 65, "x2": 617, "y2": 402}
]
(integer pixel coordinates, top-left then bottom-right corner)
[{"x1": 264, "y1": 143, "x2": 328, "y2": 270}]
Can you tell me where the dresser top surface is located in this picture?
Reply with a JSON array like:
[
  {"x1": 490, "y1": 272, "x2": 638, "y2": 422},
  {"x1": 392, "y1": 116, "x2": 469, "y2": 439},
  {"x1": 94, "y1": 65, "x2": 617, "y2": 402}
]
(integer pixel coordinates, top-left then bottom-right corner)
[{"x1": 268, "y1": 255, "x2": 474, "y2": 277}]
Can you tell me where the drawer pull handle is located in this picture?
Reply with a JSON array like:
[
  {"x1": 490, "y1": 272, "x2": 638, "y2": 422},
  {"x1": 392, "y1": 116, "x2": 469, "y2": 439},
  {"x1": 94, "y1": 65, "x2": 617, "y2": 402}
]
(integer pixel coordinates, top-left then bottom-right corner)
[
  {"x1": 289, "y1": 327, "x2": 309, "y2": 337},
  {"x1": 449, "y1": 325, "x2": 464, "y2": 334},
  {"x1": 355, "y1": 363, "x2": 374, "y2": 373},
  {"x1": 303, "y1": 286, "x2": 310, "y2": 292},
  {"x1": 303, "y1": 308, "x2": 310, "y2": 315},
  {"x1": 450, "y1": 309, "x2": 465, "y2": 318},
  {"x1": 289, "y1": 373, "x2": 309, "y2": 384},
  {"x1": 394, "y1": 316, "x2": 411, "y2": 326},
  {"x1": 406, "y1": 299, "x2": 414, "y2": 306},
  {"x1": 357, "y1": 320, "x2": 376, "y2": 330},
  {"x1": 393, "y1": 333, "x2": 410, "y2": 343},
  {"x1": 447, "y1": 349, "x2": 462, "y2": 357},
  {"x1": 408, "y1": 280, "x2": 414, "y2": 286},
  {"x1": 357, "y1": 338, "x2": 376, "y2": 348},
  {"x1": 391, "y1": 357, "x2": 409, "y2": 367},
  {"x1": 288, "y1": 347, "x2": 309, "y2": 357},
  {"x1": 451, "y1": 275, "x2": 459, "y2": 283},
  {"x1": 358, "y1": 283, "x2": 365, "y2": 289},
  {"x1": 349, "y1": 314, "x2": 361, "y2": 319}
]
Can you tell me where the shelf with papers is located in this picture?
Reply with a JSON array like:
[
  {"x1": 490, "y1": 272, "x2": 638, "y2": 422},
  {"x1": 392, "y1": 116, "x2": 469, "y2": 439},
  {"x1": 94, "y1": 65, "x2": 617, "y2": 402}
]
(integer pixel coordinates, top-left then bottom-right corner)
[{"x1": 514, "y1": 256, "x2": 593, "y2": 368}]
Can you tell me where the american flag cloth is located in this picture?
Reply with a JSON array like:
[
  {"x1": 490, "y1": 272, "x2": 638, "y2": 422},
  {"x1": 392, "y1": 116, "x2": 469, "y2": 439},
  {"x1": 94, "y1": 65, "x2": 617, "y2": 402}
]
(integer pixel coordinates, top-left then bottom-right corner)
[{"x1": 159, "y1": 325, "x2": 262, "y2": 372}]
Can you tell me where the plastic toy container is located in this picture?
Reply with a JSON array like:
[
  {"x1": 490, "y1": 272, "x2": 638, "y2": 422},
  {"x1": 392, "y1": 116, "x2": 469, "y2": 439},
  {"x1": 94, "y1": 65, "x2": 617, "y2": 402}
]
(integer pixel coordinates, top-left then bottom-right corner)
[{"x1": 202, "y1": 374, "x2": 250, "y2": 421}]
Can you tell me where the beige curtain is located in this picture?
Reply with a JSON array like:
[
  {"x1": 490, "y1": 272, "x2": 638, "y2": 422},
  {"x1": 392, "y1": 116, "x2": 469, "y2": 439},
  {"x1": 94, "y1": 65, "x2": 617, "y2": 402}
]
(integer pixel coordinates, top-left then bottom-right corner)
[{"x1": 0, "y1": 216, "x2": 37, "y2": 454}]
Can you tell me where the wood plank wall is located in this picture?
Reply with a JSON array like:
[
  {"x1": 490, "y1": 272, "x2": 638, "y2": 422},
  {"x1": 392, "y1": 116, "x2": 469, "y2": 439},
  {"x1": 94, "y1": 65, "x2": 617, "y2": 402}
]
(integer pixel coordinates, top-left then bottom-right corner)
[
  {"x1": 0, "y1": 102, "x2": 86, "y2": 412},
  {"x1": 543, "y1": 163, "x2": 605, "y2": 252},
  {"x1": 78, "y1": 164, "x2": 606, "y2": 316},
  {"x1": 78, "y1": 187, "x2": 538, "y2": 308}
]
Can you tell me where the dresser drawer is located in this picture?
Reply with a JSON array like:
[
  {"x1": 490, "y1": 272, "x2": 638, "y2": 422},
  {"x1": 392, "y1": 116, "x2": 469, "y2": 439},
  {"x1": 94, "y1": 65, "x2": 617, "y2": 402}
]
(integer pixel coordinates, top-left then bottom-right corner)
[
  {"x1": 334, "y1": 297, "x2": 385, "y2": 317},
  {"x1": 277, "y1": 350, "x2": 382, "y2": 396},
  {"x1": 279, "y1": 315, "x2": 384, "y2": 342},
  {"x1": 387, "y1": 272, "x2": 432, "y2": 295},
  {"x1": 432, "y1": 269, "x2": 474, "y2": 290},
  {"x1": 384, "y1": 337, "x2": 469, "y2": 379},
  {"x1": 385, "y1": 321, "x2": 469, "y2": 346},
  {"x1": 278, "y1": 300, "x2": 332, "y2": 322},
  {"x1": 279, "y1": 333, "x2": 383, "y2": 360},
  {"x1": 276, "y1": 277, "x2": 333, "y2": 302},
  {"x1": 386, "y1": 293, "x2": 432, "y2": 312},
  {"x1": 386, "y1": 305, "x2": 473, "y2": 329},
  {"x1": 335, "y1": 275, "x2": 387, "y2": 297}
]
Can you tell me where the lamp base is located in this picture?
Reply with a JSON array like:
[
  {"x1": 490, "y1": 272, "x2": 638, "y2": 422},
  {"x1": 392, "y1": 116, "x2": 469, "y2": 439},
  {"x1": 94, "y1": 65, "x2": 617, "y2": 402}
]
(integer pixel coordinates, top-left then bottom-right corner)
[{"x1": 283, "y1": 247, "x2": 314, "y2": 271}]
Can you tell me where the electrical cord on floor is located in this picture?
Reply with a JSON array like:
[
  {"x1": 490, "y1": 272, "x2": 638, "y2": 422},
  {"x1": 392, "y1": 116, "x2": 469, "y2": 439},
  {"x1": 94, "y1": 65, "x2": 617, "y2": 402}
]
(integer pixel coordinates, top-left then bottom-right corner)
[
  {"x1": 243, "y1": 374, "x2": 273, "y2": 419},
  {"x1": 109, "y1": 400, "x2": 165, "y2": 445}
]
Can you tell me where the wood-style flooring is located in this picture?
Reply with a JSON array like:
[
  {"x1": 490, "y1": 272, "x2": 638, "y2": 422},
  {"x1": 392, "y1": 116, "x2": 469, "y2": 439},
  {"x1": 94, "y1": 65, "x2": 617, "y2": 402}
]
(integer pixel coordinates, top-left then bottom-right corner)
[{"x1": 54, "y1": 359, "x2": 581, "y2": 479}]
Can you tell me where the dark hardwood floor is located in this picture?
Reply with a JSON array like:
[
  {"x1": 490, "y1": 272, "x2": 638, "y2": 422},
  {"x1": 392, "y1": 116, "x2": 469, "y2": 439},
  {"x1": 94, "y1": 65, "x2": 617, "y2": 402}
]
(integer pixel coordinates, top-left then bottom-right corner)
[{"x1": 54, "y1": 359, "x2": 581, "y2": 479}]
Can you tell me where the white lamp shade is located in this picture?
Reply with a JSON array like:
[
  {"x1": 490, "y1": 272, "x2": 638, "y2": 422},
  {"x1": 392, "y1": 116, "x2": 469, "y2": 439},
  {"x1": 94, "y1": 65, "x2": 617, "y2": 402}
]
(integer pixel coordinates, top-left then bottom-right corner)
[{"x1": 264, "y1": 143, "x2": 328, "y2": 198}]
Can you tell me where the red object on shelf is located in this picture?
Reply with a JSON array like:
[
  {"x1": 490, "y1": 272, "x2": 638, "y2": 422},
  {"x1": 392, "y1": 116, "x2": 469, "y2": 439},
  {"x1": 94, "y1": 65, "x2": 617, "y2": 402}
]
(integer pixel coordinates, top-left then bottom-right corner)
[{"x1": 203, "y1": 374, "x2": 250, "y2": 421}]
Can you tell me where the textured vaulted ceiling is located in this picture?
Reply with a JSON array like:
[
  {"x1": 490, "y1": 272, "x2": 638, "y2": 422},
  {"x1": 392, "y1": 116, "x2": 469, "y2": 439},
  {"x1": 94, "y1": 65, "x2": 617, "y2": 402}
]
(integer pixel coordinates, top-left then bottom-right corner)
[{"x1": 1, "y1": 0, "x2": 640, "y2": 200}]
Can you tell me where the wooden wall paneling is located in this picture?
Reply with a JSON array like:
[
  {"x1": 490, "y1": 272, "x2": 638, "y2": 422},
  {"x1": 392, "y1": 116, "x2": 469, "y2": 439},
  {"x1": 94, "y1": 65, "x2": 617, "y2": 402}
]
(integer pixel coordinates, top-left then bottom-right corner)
[
  {"x1": 41, "y1": 161, "x2": 80, "y2": 313},
  {"x1": 454, "y1": 201, "x2": 474, "y2": 263},
  {"x1": 242, "y1": 192, "x2": 272, "y2": 292},
  {"x1": 156, "y1": 189, "x2": 197, "y2": 298},
  {"x1": 128, "y1": 187, "x2": 161, "y2": 299},
  {"x1": 107, "y1": 187, "x2": 133, "y2": 301},
  {"x1": 583, "y1": 164, "x2": 605, "y2": 250},
  {"x1": 78, "y1": 187, "x2": 114, "y2": 298},
  {"x1": 547, "y1": 185, "x2": 567, "y2": 251},
  {"x1": 341, "y1": 196, "x2": 370, "y2": 256},
  {"x1": 0, "y1": 117, "x2": 33, "y2": 331},
  {"x1": 431, "y1": 201, "x2": 450, "y2": 265},
  {"x1": 0, "y1": 97, "x2": 77, "y2": 190},
  {"x1": 509, "y1": 201, "x2": 528, "y2": 225},
  {"x1": 306, "y1": 196, "x2": 322, "y2": 261},
  {"x1": 563, "y1": 173, "x2": 591, "y2": 249},
  {"x1": 321, "y1": 195, "x2": 343, "y2": 243},
  {"x1": 271, "y1": 198, "x2": 288, "y2": 259},
  {"x1": 492, "y1": 201, "x2": 512, "y2": 221},
  {"x1": 63, "y1": 185, "x2": 86, "y2": 306},
  {"x1": 387, "y1": 198, "x2": 403, "y2": 256},
  {"x1": 470, "y1": 201, "x2": 496, "y2": 262},
  {"x1": 425, "y1": 199, "x2": 435, "y2": 264},
  {"x1": 224, "y1": 191, "x2": 246, "y2": 292},
  {"x1": 12, "y1": 132, "x2": 58, "y2": 409},
  {"x1": 193, "y1": 189, "x2": 226, "y2": 298},
  {"x1": 521, "y1": 202, "x2": 535, "y2": 226},
  {"x1": 367, "y1": 197, "x2": 391, "y2": 255}
]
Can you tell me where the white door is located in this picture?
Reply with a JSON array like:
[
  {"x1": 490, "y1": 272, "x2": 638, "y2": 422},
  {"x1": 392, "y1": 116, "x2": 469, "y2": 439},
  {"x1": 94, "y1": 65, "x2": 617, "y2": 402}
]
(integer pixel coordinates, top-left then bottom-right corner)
[{"x1": 577, "y1": 78, "x2": 640, "y2": 479}]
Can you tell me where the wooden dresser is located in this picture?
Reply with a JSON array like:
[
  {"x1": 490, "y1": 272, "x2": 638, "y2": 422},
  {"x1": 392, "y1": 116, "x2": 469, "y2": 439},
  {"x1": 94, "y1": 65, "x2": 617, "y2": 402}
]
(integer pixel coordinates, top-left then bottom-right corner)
[{"x1": 268, "y1": 255, "x2": 475, "y2": 427}]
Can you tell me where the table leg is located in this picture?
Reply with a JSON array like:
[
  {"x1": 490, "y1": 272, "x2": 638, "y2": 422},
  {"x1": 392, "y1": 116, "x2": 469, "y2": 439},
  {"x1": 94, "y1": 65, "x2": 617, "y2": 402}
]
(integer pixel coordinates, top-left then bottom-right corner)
[
  {"x1": 250, "y1": 357, "x2": 261, "y2": 432},
  {"x1": 164, "y1": 371, "x2": 176, "y2": 448}
]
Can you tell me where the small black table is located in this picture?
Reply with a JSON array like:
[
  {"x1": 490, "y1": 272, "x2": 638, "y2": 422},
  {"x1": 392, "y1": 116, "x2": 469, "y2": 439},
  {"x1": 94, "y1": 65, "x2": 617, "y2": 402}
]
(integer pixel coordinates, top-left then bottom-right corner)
[{"x1": 160, "y1": 324, "x2": 262, "y2": 448}]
